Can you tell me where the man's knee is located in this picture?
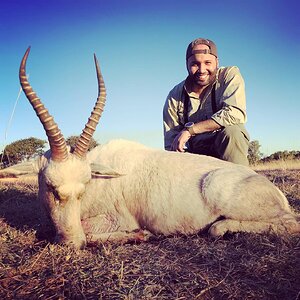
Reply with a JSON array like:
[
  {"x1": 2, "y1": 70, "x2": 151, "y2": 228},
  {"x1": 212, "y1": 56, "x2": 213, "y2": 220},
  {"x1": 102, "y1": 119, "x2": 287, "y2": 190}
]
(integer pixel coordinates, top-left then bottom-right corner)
[
  {"x1": 220, "y1": 125, "x2": 246, "y2": 139},
  {"x1": 215, "y1": 125, "x2": 249, "y2": 165},
  {"x1": 217, "y1": 125, "x2": 249, "y2": 144}
]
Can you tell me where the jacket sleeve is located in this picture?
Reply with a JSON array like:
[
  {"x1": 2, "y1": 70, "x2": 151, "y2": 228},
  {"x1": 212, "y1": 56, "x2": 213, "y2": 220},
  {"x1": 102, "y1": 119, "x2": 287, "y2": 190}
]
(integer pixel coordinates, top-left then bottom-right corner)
[
  {"x1": 211, "y1": 67, "x2": 247, "y2": 126},
  {"x1": 163, "y1": 91, "x2": 184, "y2": 151}
]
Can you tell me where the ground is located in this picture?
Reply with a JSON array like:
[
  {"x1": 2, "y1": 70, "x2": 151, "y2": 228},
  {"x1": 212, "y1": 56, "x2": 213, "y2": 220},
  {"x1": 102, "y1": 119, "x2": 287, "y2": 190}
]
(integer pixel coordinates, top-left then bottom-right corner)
[{"x1": 0, "y1": 169, "x2": 299, "y2": 299}]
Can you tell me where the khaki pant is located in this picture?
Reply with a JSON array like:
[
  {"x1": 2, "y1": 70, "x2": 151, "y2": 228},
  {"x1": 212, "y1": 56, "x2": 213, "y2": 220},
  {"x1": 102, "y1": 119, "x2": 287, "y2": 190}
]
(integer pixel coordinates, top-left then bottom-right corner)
[{"x1": 187, "y1": 124, "x2": 250, "y2": 166}]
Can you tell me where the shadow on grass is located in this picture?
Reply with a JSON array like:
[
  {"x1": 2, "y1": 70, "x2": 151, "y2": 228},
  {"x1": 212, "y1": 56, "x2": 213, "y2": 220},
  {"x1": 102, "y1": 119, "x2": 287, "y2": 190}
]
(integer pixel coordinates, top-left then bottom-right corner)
[{"x1": 0, "y1": 182, "x2": 56, "y2": 241}]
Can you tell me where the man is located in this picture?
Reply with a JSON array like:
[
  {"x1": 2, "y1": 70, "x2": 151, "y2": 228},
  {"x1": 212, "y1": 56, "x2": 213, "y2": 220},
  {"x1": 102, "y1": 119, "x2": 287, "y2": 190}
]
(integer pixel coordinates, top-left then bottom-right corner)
[{"x1": 163, "y1": 38, "x2": 250, "y2": 166}]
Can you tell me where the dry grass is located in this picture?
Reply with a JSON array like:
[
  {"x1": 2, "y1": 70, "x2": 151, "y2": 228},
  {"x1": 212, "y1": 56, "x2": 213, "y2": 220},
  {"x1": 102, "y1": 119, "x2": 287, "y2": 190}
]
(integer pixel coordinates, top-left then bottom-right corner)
[
  {"x1": 0, "y1": 170, "x2": 300, "y2": 300},
  {"x1": 252, "y1": 159, "x2": 300, "y2": 171}
]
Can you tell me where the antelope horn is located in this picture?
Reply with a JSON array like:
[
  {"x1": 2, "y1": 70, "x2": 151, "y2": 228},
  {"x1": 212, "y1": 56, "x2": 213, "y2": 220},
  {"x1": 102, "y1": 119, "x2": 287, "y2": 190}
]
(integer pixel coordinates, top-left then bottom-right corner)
[
  {"x1": 19, "y1": 47, "x2": 68, "y2": 162},
  {"x1": 73, "y1": 54, "x2": 106, "y2": 159}
]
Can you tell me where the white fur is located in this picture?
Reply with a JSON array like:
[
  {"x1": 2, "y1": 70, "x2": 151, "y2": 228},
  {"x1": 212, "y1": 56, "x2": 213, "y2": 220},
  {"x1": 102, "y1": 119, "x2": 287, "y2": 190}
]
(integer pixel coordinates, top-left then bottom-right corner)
[{"x1": 34, "y1": 139, "x2": 299, "y2": 248}]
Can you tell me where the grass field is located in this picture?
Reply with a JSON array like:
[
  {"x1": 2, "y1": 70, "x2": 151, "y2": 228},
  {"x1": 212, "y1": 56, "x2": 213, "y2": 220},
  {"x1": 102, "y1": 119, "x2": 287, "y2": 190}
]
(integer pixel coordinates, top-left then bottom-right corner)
[
  {"x1": 253, "y1": 159, "x2": 300, "y2": 171},
  {"x1": 0, "y1": 166, "x2": 299, "y2": 299}
]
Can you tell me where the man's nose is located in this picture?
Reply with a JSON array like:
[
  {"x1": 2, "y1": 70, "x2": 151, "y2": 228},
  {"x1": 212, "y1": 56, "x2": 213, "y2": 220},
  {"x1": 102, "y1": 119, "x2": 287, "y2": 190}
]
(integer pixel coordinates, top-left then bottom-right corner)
[{"x1": 198, "y1": 63, "x2": 207, "y2": 74}]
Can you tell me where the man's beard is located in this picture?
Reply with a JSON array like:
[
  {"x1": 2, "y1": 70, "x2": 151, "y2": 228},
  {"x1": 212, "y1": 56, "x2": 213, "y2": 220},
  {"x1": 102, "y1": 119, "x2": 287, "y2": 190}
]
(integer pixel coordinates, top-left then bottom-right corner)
[{"x1": 190, "y1": 68, "x2": 217, "y2": 87}]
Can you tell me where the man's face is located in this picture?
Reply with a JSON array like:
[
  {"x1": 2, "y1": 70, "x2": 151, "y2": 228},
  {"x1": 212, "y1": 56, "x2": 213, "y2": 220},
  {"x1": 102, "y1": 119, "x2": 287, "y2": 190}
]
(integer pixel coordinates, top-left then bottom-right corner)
[{"x1": 187, "y1": 44, "x2": 218, "y2": 88}]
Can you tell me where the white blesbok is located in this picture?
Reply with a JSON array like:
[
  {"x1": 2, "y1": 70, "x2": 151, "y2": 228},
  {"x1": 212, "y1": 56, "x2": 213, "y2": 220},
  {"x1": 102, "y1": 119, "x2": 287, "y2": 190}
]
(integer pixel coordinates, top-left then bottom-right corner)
[{"x1": 12, "y1": 47, "x2": 300, "y2": 249}]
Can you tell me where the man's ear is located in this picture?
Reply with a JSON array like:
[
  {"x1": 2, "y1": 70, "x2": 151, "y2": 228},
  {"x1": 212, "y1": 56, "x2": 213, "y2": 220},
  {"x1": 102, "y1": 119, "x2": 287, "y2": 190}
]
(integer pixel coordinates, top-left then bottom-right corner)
[{"x1": 90, "y1": 163, "x2": 124, "y2": 178}]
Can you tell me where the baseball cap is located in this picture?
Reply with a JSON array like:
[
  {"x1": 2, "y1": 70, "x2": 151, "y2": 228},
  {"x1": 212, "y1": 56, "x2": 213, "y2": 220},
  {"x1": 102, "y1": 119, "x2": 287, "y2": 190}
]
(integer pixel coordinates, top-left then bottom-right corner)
[{"x1": 186, "y1": 38, "x2": 218, "y2": 59}]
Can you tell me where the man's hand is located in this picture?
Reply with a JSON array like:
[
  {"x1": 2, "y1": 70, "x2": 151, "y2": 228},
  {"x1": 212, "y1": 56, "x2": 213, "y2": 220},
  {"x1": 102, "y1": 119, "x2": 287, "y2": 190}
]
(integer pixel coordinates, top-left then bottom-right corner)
[{"x1": 171, "y1": 130, "x2": 192, "y2": 152}]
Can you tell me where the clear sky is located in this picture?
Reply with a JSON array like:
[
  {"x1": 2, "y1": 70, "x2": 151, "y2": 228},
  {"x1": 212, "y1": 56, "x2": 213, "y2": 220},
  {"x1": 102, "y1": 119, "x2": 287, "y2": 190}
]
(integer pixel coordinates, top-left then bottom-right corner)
[{"x1": 0, "y1": 0, "x2": 299, "y2": 156}]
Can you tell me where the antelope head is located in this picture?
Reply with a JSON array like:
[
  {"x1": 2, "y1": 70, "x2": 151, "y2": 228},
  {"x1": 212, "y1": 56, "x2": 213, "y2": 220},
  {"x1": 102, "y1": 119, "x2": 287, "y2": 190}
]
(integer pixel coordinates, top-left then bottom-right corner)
[{"x1": 19, "y1": 47, "x2": 106, "y2": 248}]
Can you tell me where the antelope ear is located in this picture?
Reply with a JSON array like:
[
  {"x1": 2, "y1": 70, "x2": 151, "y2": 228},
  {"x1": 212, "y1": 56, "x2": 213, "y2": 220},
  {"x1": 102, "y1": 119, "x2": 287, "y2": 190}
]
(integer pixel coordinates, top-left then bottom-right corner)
[
  {"x1": 0, "y1": 161, "x2": 36, "y2": 179},
  {"x1": 90, "y1": 163, "x2": 124, "y2": 178}
]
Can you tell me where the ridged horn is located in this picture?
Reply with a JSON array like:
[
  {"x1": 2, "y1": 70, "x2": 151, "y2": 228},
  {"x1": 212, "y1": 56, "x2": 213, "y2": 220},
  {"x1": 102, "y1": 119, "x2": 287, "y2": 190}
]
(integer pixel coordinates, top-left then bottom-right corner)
[
  {"x1": 73, "y1": 54, "x2": 106, "y2": 159},
  {"x1": 19, "y1": 47, "x2": 68, "y2": 162}
]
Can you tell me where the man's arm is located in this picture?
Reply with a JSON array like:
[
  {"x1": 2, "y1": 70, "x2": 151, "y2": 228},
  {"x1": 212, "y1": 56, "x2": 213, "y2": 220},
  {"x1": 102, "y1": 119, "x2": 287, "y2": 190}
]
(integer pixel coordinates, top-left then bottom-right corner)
[
  {"x1": 163, "y1": 100, "x2": 181, "y2": 150},
  {"x1": 211, "y1": 66, "x2": 247, "y2": 126},
  {"x1": 171, "y1": 119, "x2": 221, "y2": 152},
  {"x1": 163, "y1": 83, "x2": 186, "y2": 150}
]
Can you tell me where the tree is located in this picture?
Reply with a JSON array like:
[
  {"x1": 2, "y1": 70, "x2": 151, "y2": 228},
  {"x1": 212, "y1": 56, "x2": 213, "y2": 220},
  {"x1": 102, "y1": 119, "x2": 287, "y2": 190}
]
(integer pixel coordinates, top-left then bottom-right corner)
[
  {"x1": 66, "y1": 135, "x2": 99, "y2": 151},
  {"x1": 248, "y1": 140, "x2": 263, "y2": 165},
  {"x1": 1, "y1": 137, "x2": 47, "y2": 166},
  {"x1": 263, "y1": 150, "x2": 300, "y2": 161}
]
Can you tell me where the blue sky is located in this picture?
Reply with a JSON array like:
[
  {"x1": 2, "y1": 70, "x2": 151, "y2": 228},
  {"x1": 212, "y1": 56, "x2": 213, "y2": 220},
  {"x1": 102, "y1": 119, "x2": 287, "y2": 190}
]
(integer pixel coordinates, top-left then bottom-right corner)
[{"x1": 0, "y1": 0, "x2": 299, "y2": 156}]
